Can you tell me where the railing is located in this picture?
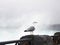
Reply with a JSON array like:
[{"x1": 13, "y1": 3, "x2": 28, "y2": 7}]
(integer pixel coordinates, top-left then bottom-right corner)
[{"x1": 0, "y1": 38, "x2": 32, "y2": 45}]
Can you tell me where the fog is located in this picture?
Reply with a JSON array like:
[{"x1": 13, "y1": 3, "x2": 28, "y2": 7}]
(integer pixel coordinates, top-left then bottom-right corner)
[{"x1": 0, "y1": 0, "x2": 60, "y2": 42}]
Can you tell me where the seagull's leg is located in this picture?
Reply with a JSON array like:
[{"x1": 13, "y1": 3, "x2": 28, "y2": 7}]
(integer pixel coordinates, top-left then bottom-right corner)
[{"x1": 30, "y1": 32, "x2": 33, "y2": 35}]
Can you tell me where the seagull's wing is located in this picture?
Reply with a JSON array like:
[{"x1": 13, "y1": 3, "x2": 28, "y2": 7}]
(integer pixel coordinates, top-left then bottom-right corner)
[{"x1": 24, "y1": 26, "x2": 35, "y2": 32}]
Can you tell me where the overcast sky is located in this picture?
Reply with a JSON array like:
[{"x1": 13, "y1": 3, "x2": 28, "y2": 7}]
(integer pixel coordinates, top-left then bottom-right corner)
[{"x1": 0, "y1": 0, "x2": 60, "y2": 42}]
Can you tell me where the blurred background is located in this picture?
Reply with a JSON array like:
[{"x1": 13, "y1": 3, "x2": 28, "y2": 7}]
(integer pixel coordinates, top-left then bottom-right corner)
[{"x1": 0, "y1": 0, "x2": 60, "y2": 42}]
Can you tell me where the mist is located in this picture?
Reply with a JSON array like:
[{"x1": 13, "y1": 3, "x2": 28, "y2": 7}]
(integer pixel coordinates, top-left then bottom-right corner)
[{"x1": 0, "y1": 0, "x2": 60, "y2": 42}]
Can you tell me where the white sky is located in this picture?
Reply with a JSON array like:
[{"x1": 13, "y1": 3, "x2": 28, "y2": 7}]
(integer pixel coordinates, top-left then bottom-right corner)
[{"x1": 0, "y1": 0, "x2": 60, "y2": 42}]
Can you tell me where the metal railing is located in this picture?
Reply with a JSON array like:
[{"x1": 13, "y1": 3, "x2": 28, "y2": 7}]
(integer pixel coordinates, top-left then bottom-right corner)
[{"x1": 0, "y1": 38, "x2": 32, "y2": 45}]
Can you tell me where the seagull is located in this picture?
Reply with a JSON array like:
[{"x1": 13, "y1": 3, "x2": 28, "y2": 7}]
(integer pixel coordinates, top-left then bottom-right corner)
[
  {"x1": 24, "y1": 26, "x2": 35, "y2": 32},
  {"x1": 24, "y1": 26, "x2": 35, "y2": 35}
]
